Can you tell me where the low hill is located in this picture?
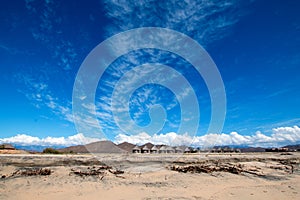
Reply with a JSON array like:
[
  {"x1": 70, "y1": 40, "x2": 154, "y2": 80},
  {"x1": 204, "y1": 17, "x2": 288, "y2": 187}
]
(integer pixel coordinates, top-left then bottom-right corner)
[
  {"x1": 59, "y1": 141, "x2": 126, "y2": 154},
  {"x1": 86, "y1": 141, "x2": 126, "y2": 153},
  {"x1": 59, "y1": 144, "x2": 88, "y2": 153},
  {"x1": 117, "y1": 142, "x2": 135, "y2": 152},
  {"x1": 240, "y1": 147, "x2": 266, "y2": 153}
]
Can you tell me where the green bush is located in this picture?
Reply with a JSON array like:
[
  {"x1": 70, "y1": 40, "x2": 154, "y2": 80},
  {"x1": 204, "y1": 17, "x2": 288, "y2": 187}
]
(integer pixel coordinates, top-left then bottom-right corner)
[{"x1": 42, "y1": 148, "x2": 61, "y2": 154}]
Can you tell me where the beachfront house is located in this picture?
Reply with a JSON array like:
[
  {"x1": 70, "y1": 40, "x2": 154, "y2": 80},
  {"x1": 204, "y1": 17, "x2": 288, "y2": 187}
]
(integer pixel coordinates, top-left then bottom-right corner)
[
  {"x1": 184, "y1": 147, "x2": 192, "y2": 153},
  {"x1": 150, "y1": 146, "x2": 158, "y2": 153},
  {"x1": 166, "y1": 146, "x2": 175, "y2": 153},
  {"x1": 142, "y1": 146, "x2": 150, "y2": 153},
  {"x1": 159, "y1": 146, "x2": 167, "y2": 153},
  {"x1": 132, "y1": 145, "x2": 141, "y2": 153},
  {"x1": 0, "y1": 144, "x2": 15, "y2": 150},
  {"x1": 175, "y1": 147, "x2": 183, "y2": 153}
]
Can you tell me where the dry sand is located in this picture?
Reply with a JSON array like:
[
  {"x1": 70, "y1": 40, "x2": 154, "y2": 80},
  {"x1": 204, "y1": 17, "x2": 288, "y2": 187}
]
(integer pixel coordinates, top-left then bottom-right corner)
[
  {"x1": 0, "y1": 153, "x2": 299, "y2": 200},
  {"x1": 0, "y1": 150, "x2": 29, "y2": 154}
]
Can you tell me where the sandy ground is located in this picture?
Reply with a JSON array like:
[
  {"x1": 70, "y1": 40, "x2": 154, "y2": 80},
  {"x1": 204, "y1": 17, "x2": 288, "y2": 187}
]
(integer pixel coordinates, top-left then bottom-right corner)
[
  {"x1": 0, "y1": 153, "x2": 299, "y2": 200},
  {"x1": 0, "y1": 150, "x2": 29, "y2": 154}
]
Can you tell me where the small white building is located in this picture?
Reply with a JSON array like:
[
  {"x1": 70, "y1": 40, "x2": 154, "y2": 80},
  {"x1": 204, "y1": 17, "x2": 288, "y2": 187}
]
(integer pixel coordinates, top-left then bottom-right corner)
[
  {"x1": 142, "y1": 146, "x2": 150, "y2": 153},
  {"x1": 151, "y1": 145, "x2": 158, "y2": 153},
  {"x1": 132, "y1": 145, "x2": 141, "y2": 153},
  {"x1": 159, "y1": 146, "x2": 167, "y2": 153}
]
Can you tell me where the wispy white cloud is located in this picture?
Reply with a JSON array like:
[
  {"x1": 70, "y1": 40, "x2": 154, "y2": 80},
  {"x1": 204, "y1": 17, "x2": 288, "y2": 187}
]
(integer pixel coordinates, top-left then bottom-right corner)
[
  {"x1": 25, "y1": 0, "x2": 78, "y2": 71},
  {"x1": 0, "y1": 44, "x2": 34, "y2": 55},
  {"x1": 104, "y1": 0, "x2": 251, "y2": 45},
  {"x1": 0, "y1": 133, "x2": 100, "y2": 147},
  {"x1": 18, "y1": 0, "x2": 253, "y2": 139},
  {"x1": 16, "y1": 75, "x2": 77, "y2": 127},
  {"x1": 115, "y1": 131, "x2": 194, "y2": 146},
  {"x1": 94, "y1": 0, "x2": 246, "y2": 136}
]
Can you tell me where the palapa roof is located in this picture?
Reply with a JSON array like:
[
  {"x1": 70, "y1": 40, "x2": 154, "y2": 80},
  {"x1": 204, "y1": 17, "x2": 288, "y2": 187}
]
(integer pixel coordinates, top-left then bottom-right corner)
[
  {"x1": 184, "y1": 147, "x2": 192, "y2": 152},
  {"x1": 166, "y1": 146, "x2": 174, "y2": 151},
  {"x1": 151, "y1": 145, "x2": 158, "y2": 150},
  {"x1": 132, "y1": 145, "x2": 141, "y2": 150},
  {"x1": 159, "y1": 146, "x2": 167, "y2": 151},
  {"x1": 175, "y1": 147, "x2": 183, "y2": 151},
  {"x1": 142, "y1": 146, "x2": 149, "y2": 150},
  {"x1": 0, "y1": 143, "x2": 15, "y2": 150}
]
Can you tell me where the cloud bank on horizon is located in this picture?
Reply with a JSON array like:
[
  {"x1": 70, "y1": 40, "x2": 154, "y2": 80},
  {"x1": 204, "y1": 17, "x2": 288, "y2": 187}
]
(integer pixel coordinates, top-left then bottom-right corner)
[{"x1": 1, "y1": 126, "x2": 299, "y2": 148}]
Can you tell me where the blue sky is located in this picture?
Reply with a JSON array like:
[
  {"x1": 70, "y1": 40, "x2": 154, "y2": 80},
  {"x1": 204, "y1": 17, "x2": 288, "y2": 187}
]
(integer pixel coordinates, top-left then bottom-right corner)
[{"x1": 0, "y1": 0, "x2": 300, "y2": 147}]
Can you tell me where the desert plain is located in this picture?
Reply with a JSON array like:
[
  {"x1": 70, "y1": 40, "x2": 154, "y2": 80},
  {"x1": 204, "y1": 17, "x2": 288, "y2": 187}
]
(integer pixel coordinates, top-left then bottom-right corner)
[{"x1": 0, "y1": 152, "x2": 299, "y2": 200}]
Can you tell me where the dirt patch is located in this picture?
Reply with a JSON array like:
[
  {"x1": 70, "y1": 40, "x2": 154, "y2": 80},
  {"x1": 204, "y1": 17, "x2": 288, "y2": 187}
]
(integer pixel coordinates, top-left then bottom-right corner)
[{"x1": 1, "y1": 168, "x2": 51, "y2": 179}]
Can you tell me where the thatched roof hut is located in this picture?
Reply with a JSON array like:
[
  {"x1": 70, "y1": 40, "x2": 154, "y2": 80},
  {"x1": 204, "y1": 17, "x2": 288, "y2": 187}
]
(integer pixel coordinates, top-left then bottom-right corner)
[
  {"x1": 132, "y1": 145, "x2": 141, "y2": 153},
  {"x1": 159, "y1": 146, "x2": 167, "y2": 153},
  {"x1": 175, "y1": 147, "x2": 183, "y2": 153},
  {"x1": 235, "y1": 149, "x2": 241, "y2": 153},
  {"x1": 217, "y1": 147, "x2": 222, "y2": 153},
  {"x1": 151, "y1": 145, "x2": 158, "y2": 153},
  {"x1": 142, "y1": 146, "x2": 150, "y2": 153},
  {"x1": 191, "y1": 148, "x2": 198, "y2": 153},
  {"x1": 184, "y1": 147, "x2": 192, "y2": 153},
  {"x1": 166, "y1": 146, "x2": 175, "y2": 153},
  {"x1": 0, "y1": 144, "x2": 15, "y2": 150}
]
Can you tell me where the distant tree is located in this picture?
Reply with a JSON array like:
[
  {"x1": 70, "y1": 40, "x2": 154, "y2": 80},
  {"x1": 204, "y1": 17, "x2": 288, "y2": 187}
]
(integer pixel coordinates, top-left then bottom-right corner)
[{"x1": 42, "y1": 148, "x2": 61, "y2": 154}]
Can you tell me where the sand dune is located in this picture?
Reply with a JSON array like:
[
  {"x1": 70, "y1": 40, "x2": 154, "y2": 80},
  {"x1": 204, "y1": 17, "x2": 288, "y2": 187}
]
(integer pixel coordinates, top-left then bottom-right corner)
[{"x1": 0, "y1": 153, "x2": 299, "y2": 200}]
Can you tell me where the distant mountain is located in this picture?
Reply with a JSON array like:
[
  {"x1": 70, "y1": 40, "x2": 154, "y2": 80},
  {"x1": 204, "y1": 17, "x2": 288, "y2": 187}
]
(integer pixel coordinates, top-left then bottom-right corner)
[
  {"x1": 59, "y1": 144, "x2": 88, "y2": 153},
  {"x1": 9, "y1": 141, "x2": 300, "y2": 154},
  {"x1": 213, "y1": 145, "x2": 250, "y2": 149},
  {"x1": 117, "y1": 142, "x2": 135, "y2": 152},
  {"x1": 59, "y1": 141, "x2": 126, "y2": 154},
  {"x1": 13, "y1": 144, "x2": 65, "y2": 152},
  {"x1": 240, "y1": 147, "x2": 266, "y2": 153},
  {"x1": 211, "y1": 145, "x2": 266, "y2": 152}
]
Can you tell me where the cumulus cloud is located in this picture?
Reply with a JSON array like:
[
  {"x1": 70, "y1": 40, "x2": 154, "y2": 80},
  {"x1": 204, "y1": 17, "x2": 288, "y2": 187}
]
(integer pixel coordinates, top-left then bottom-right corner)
[
  {"x1": 0, "y1": 133, "x2": 100, "y2": 147},
  {"x1": 115, "y1": 132, "x2": 195, "y2": 146},
  {"x1": 115, "y1": 126, "x2": 300, "y2": 148},
  {"x1": 272, "y1": 126, "x2": 300, "y2": 143},
  {"x1": 1, "y1": 126, "x2": 299, "y2": 148}
]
